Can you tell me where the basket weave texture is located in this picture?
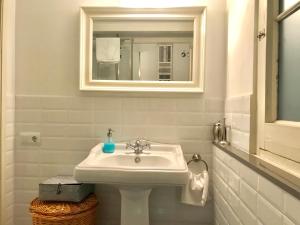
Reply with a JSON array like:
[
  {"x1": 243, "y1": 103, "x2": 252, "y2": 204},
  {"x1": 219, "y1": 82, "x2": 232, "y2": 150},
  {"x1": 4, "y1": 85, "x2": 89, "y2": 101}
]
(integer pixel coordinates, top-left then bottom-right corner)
[{"x1": 29, "y1": 194, "x2": 98, "y2": 225}]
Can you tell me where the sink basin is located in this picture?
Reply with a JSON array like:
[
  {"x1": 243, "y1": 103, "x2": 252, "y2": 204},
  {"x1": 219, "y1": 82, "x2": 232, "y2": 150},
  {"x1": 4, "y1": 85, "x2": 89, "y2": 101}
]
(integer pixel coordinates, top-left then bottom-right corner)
[
  {"x1": 74, "y1": 142, "x2": 188, "y2": 225},
  {"x1": 74, "y1": 143, "x2": 188, "y2": 185}
]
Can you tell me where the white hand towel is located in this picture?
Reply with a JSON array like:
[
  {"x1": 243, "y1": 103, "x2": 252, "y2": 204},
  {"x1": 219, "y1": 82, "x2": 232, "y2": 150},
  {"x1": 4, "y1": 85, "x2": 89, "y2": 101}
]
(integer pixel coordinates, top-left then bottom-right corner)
[
  {"x1": 200, "y1": 170, "x2": 209, "y2": 206},
  {"x1": 181, "y1": 170, "x2": 209, "y2": 207},
  {"x1": 96, "y1": 38, "x2": 120, "y2": 63},
  {"x1": 191, "y1": 173, "x2": 204, "y2": 191}
]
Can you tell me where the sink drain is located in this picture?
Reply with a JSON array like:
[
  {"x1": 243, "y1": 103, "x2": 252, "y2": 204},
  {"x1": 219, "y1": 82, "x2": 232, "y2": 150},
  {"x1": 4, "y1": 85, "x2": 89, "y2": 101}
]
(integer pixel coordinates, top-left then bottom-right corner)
[{"x1": 135, "y1": 156, "x2": 141, "y2": 163}]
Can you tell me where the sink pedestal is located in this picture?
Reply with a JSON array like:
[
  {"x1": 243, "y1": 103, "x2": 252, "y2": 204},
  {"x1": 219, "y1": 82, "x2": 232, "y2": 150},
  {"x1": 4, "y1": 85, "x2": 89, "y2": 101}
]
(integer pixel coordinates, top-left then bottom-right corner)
[{"x1": 119, "y1": 187, "x2": 152, "y2": 225}]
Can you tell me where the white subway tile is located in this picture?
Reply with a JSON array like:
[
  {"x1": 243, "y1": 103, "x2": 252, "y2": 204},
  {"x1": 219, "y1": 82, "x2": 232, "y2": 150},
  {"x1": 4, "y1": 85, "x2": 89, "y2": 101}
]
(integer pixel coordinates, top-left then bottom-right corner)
[
  {"x1": 39, "y1": 151, "x2": 86, "y2": 164},
  {"x1": 4, "y1": 165, "x2": 14, "y2": 180},
  {"x1": 202, "y1": 113, "x2": 224, "y2": 126},
  {"x1": 240, "y1": 180, "x2": 257, "y2": 214},
  {"x1": 214, "y1": 146, "x2": 227, "y2": 161},
  {"x1": 15, "y1": 191, "x2": 38, "y2": 204},
  {"x1": 15, "y1": 177, "x2": 40, "y2": 191},
  {"x1": 147, "y1": 112, "x2": 176, "y2": 126},
  {"x1": 16, "y1": 110, "x2": 42, "y2": 123},
  {"x1": 215, "y1": 189, "x2": 240, "y2": 225},
  {"x1": 94, "y1": 110, "x2": 122, "y2": 124},
  {"x1": 15, "y1": 164, "x2": 40, "y2": 177},
  {"x1": 42, "y1": 137, "x2": 71, "y2": 150},
  {"x1": 228, "y1": 97, "x2": 240, "y2": 113},
  {"x1": 6, "y1": 95, "x2": 15, "y2": 110},
  {"x1": 6, "y1": 217, "x2": 14, "y2": 225},
  {"x1": 65, "y1": 125, "x2": 94, "y2": 137},
  {"x1": 257, "y1": 195, "x2": 283, "y2": 225},
  {"x1": 6, "y1": 137, "x2": 14, "y2": 151},
  {"x1": 175, "y1": 112, "x2": 203, "y2": 126},
  {"x1": 226, "y1": 187, "x2": 240, "y2": 215},
  {"x1": 39, "y1": 164, "x2": 75, "y2": 177},
  {"x1": 148, "y1": 98, "x2": 176, "y2": 112},
  {"x1": 40, "y1": 96, "x2": 71, "y2": 109},
  {"x1": 16, "y1": 96, "x2": 41, "y2": 109},
  {"x1": 225, "y1": 113, "x2": 232, "y2": 126},
  {"x1": 67, "y1": 138, "x2": 96, "y2": 151},
  {"x1": 6, "y1": 109, "x2": 15, "y2": 123},
  {"x1": 213, "y1": 172, "x2": 228, "y2": 199},
  {"x1": 4, "y1": 205, "x2": 14, "y2": 222},
  {"x1": 15, "y1": 218, "x2": 32, "y2": 225},
  {"x1": 16, "y1": 123, "x2": 41, "y2": 135},
  {"x1": 284, "y1": 192, "x2": 300, "y2": 224},
  {"x1": 241, "y1": 95, "x2": 251, "y2": 114},
  {"x1": 258, "y1": 175, "x2": 284, "y2": 210},
  {"x1": 5, "y1": 151, "x2": 14, "y2": 165},
  {"x1": 231, "y1": 129, "x2": 249, "y2": 152},
  {"x1": 214, "y1": 158, "x2": 229, "y2": 183},
  {"x1": 6, "y1": 123, "x2": 15, "y2": 137},
  {"x1": 283, "y1": 216, "x2": 296, "y2": 225},
  {"x1": 227, "y1": 168, "x2": 240, "y2": 194},
  {"x1": 122, "y1": 98, "x2": 150, "y2": 111},
  {"x1": 42, "y1": 110, "x2": 68, "y2": 123},
  {"x1": 239, "y1": 163, "x2": 258, "y2": 190},
  {"x1": 5, "y1": 178, "x2": 14, "y2": 193},
  {"x1": 180, "y1": 140, "x2": 211, "y2": 154},
  {"x1": 227, "y1": 155, "x2": 241, "y2": 174},
  {"x1": 204, "y1": 98, "x2": 224, "y2": 113},
  {"x1": 94, "y1": 97, "x2": 122, "y2": 111},
  {"x1": 175, "y1": 98, "x2": 204, "y2": 112},
  {"x1": 16, "y1": 150, "x2": 40, "y2": 163},
  {"x1": 215, "y1": 205, "x2": 229, "y2": 225},
  {"x1": 177, "y1": 126, "x2": 211, "y2": 140},
  {"x1": 238, "y1": 200, "x2": 258, "y2": 225},
  {"x1": 69, "y1": 97, "x2": 94, "y2": 110},
  {"x1": 42, "y1": 124, "x2": 68, "y2": 137},
  {"x1": 15, "y1": 204, "x2": 32, "y2": 217},
  {"x1": 147, "y1": 126, "x2": 177, "y2": 140},
  {"x1": 121, "y1": 111, "x2": 149, "y2": 125},
  {"x1": 68, "y1": 110, "x2": 94, "y2": 123}
]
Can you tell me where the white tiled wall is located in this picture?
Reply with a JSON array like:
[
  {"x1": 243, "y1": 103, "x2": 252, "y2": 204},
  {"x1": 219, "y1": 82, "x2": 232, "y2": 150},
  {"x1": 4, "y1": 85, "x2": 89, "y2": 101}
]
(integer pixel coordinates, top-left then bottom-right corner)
[
  {"x1": 14, "y1": 95, "x2": 223, "y2": 225},
  {"x1": 3, "y1": 95, "x2": 15, "y2": 225},
  {"x1": 14, "y1": 0, "x2": 227, "y2": 224},
  {"x1": 213, "y1": 146, "x2": 300, "y2": 225},
  {"x1": 225, "y1": 95, "x2": 251, "y2": 152}
]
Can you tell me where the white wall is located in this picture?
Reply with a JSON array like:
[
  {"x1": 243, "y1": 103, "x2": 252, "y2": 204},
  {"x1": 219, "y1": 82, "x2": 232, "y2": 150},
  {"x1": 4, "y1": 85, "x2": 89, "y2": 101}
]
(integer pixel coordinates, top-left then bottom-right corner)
[
  {"x1": 226, "y1": 0, "x2": 255, "y2": 97},
  {"x1": 14, "y1": 0, "x2": 226, "y2": 225},
  {"x1": 1, "y1": 1, "x2": 16, "y2": 225},
  {"x1": 213, "y1": 146, "x2": 300, "y2": 225},
  {"x1": 225, "y1": 0, "x2": 256, "y2": 153}
]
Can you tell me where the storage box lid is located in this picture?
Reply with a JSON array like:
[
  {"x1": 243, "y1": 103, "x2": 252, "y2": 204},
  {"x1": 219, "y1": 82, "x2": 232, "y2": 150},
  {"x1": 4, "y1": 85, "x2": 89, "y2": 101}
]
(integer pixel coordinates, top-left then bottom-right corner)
[
  {"x1": 29, "y1": 194, "x2": 98, "y2": 216},
  {"x1": 41, "y1": 176, "x2": 81, "y2": 185}
]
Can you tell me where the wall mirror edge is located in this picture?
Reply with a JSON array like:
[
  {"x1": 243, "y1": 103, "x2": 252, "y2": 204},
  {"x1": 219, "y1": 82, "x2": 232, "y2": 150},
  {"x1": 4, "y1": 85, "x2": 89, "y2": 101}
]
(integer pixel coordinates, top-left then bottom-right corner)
[{"x1": 79, "y1": 6, "x2": 206, "y2": 93}]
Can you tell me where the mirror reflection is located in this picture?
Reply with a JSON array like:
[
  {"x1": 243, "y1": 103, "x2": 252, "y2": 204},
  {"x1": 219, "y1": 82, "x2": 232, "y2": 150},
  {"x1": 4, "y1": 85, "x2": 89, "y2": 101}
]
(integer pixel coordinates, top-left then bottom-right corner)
[{"x1": 92, "y1": 19, "x2": 193, "y2": 81}]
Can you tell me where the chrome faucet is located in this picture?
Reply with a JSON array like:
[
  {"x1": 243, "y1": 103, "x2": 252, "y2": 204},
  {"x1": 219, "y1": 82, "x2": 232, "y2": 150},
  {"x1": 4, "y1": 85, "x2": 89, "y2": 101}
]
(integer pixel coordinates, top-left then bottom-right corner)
[{"x1": 126, "y1": 138, "x2": 151, "y2": 154}]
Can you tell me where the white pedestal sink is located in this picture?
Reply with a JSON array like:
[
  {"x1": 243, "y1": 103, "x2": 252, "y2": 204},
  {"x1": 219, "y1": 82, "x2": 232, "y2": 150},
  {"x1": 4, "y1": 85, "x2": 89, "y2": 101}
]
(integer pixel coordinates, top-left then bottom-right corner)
[{"x1": 74, "y1": 143, "x2": 188, "y2": 225}]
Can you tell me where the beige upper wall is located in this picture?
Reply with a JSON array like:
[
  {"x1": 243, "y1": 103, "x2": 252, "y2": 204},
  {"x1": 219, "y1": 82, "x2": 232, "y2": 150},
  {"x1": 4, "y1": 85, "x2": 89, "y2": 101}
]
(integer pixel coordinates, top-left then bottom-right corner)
[
  {"x1": 226, "y1": 0, "x2": 256, "y2": 98},
  {"x1": 15, "y1": 0, "x2": 226, "y2": 99},
  {"x1": 1, "y1": 0, "x2": 16, "y2": 224}
]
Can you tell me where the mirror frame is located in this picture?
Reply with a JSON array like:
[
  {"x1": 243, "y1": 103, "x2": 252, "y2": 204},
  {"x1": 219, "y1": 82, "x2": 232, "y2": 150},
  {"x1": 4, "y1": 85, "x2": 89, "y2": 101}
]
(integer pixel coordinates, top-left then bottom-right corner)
[{"x1": 80, "y1": 6, "x2": 206, "y2": 93}]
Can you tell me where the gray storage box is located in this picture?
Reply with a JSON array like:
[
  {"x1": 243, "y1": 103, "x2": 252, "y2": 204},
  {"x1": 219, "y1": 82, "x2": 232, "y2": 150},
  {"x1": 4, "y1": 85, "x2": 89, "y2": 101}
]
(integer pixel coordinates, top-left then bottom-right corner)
[{"x1": 39, "y1": 176, "x2": 94, "y2": 202}]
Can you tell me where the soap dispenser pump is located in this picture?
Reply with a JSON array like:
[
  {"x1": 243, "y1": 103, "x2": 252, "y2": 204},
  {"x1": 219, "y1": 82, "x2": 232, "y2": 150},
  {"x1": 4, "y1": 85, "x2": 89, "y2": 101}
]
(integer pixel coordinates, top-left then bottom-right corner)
[{"x1": 102, "y1": 128, "x2": 115, "y2": 153}]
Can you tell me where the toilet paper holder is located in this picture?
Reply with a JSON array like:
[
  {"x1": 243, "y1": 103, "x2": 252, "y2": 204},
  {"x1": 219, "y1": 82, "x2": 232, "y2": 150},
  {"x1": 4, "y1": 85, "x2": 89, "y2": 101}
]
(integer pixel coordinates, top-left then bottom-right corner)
[{"x1": 187, "y1": 154, "x2": 208, "y2": 171}]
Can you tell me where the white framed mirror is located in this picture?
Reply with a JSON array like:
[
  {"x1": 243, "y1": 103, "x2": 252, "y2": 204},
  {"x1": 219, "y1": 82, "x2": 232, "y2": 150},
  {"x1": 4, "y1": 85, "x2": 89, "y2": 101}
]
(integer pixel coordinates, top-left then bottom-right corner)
[{"x1": 80, "y1": 7, "x2": 206, "y2": 92}]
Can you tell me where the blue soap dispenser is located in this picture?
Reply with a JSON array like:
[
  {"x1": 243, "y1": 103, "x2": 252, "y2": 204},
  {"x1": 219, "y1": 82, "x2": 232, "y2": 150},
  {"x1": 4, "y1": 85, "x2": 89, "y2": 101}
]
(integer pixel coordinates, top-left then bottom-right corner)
[{"x1": 102, "y1": 128, "x2": 115, "y2": 153}]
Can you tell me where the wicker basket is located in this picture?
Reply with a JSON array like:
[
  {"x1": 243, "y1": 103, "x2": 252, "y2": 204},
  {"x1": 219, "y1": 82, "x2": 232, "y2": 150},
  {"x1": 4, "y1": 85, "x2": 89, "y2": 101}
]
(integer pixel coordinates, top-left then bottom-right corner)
[{"x1": 29, "y1": 194, "x2": 98, "y2": 225}]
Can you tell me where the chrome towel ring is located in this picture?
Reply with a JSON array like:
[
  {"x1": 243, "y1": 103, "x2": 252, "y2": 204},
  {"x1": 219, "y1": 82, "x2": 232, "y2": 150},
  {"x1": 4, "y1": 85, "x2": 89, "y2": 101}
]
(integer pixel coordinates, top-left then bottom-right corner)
[{"x1": 187, "y1": 153, "x2": 208, "y2": 171}]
